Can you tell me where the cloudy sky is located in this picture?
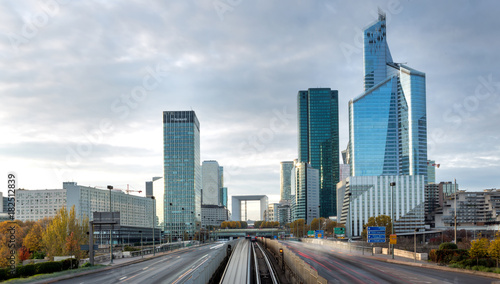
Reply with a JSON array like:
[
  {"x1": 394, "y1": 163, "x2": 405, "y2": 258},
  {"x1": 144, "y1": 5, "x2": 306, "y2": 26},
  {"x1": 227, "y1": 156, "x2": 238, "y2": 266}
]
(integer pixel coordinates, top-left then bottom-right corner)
[{"x1": 1, "y1": 0, "x2": 499, "y2": 218}]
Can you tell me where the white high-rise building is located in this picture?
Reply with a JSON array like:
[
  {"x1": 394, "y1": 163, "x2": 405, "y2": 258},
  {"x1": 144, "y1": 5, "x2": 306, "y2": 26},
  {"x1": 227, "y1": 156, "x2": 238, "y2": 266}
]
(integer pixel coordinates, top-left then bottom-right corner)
[
  {"x1": 202, "y1": 160, "x2": 221, "y2": 205},
  {"x1": 292, "y1": 162, "x2": 320, "y2": 224},
  {"x1": 15, "y1": 182, "x2": 155, "y2": 228},
  {"x1": 338, "y1": 175, "x2": 425, "y2": 237}
]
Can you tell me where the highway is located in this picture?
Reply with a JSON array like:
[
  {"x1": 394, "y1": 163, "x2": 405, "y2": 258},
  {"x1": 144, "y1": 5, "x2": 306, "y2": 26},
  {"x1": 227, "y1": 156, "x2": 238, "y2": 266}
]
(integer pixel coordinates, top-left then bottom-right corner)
[
  {"x1": 54, "y1": 243, "x2": 228, "y2": 284},
  {"x1": 282, "y1": 240, "x2": 500, "y2": 284}
]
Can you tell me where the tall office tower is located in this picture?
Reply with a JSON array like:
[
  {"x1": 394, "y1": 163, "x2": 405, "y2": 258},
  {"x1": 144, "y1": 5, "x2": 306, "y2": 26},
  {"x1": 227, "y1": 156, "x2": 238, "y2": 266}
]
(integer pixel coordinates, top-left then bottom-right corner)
[
  {"x1": 164, "y1": 111, "x2": 201, "y2": 240},
  {"x1": 427, "y1": 160, "x2": 438, "y2": 184},
  {"x1": 220, "y1": 187, "x2": 228, "y2": 207},
  {"x1": 280, "y1": 161, "x2": 294, "y2": 202},
  {"x1": 298, "y1": 88, "x2": 339, "y2": 218},
  {"x1": 219, "y1": 166, "x2": 225, "y2": 206},
  {"x1": 292, "y1": 162, "x2": 320, "y2": 224},
  {"x1": 202, "y1": 160, "x2": 220, "y2": 205},
  {"x1": 349, "y1": 11, "x2": 427, "y2": 180}
]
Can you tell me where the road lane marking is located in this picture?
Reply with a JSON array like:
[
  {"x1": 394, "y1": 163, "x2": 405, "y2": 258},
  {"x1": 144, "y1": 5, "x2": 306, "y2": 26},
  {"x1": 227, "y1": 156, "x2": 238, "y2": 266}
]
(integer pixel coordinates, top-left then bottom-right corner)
[{"x1": 119, "y1": 276, "x2": 127, "y2": 280}]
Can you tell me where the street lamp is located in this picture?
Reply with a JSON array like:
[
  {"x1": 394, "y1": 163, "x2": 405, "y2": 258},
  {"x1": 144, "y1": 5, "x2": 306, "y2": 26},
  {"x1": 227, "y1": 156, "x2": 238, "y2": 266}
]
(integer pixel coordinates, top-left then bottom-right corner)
[
  {"x1": 107, "y1": 185, "x2": 113, "y2": 264},
  {"x1": 390, "y1": 181, "x2": 396, "y2": 259},
  {"x1": 138, "y1": 230, "x2": 143, "y2": 258},
  {"x1": 151, "y1": 196, "x2": 156, "y2": 256}
]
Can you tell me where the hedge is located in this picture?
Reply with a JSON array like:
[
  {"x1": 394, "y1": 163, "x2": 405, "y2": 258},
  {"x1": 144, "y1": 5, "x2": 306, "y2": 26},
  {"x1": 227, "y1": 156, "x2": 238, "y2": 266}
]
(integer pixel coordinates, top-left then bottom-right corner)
[{"x1": 0, "y1": 258, "x2": 79, "y2": 281}]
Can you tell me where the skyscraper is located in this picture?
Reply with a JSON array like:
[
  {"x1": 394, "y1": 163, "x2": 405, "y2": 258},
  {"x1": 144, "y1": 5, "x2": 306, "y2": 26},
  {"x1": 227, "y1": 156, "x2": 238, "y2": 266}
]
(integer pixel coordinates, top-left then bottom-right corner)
[
  {"x1": 298, "y1": 88, "x2": 339, "y2": 218},
  {"x1": 163, "y1": 111, "x2": 201, "y2": 240},
  {"x1": 291, "y1": 162, "x2": 320, "y2": 224},
  {"x1": 202, "y1": 160, "x2": 220, "y2": 205},
  {"x1": 280, "y1": 161, "x2": 294, "y2": 203},
  {"x1": 349, "y1": 11, "x2": 427, "y2": 180}
]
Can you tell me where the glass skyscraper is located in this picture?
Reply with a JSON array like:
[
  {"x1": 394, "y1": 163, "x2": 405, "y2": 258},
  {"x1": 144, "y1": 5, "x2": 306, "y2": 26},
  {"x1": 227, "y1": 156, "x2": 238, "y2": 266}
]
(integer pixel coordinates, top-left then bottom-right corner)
[
  {"x1": 280, "y1": 161, "x2": 294, "y2": 203},
  {"x1": 163, "y1": 111, "x2": 201, "y2": 240},
  {"x1": 349, "y1": 12, "x2": 427, "y2": 180},
  {"x1": 298, "y1": 88, "x2": 339, "y2": 218}
]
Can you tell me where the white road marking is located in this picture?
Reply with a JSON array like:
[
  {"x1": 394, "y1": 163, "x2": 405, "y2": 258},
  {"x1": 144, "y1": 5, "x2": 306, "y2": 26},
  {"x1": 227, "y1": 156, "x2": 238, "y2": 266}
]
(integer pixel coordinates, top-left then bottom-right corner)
[{"x1": 119, "y1": 276, "x2": 127, "y2": 280}]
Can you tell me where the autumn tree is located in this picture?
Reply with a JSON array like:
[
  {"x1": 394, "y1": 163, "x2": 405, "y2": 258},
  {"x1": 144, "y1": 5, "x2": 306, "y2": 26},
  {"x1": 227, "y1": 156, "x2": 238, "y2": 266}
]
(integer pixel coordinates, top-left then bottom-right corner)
[
  {"x1": 361, "y1": 215, "x2": 392, "y2": 240},
  {"x1": 23, "y1": 222, "x2": 44, "y2": 253},
  {"x1": 42, "y1": 206, "x2": 88, "y2": 260},
  {"x1": 470, "y1": 238, "x2": 490, "y2": 265},
  {"x1": 18, "y1": 246, "x2": 31, "y2": 262},
  {"x1": 488, "y1": 238, "x2": 500, "y2": 267},
  {"x1": 290, "y1": 219, "x2": 306, "y2": 237}
]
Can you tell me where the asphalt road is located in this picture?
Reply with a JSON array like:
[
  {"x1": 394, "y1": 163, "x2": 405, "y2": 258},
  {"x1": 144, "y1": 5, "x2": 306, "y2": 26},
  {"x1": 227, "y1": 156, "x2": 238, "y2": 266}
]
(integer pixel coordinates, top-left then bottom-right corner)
[
  {"x1": 282, "y1": 241, "x2": 500, "y2": 284},
  {"x1": 55, "y1": 243, "x2": 227, "y2": 284}
]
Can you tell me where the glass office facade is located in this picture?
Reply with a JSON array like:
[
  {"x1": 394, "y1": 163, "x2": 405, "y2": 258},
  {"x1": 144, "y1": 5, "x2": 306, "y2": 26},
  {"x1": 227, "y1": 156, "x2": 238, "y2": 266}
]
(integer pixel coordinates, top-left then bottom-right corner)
[
  {"x1": 349, "y1": 12, "x2": 427, "y2": 181},
  {"x1": 297, "y1": 88, "x2": 339, "y2": 218},
  {"x1": 163, "y1": 111, "x2": 201, "y2": 240}
]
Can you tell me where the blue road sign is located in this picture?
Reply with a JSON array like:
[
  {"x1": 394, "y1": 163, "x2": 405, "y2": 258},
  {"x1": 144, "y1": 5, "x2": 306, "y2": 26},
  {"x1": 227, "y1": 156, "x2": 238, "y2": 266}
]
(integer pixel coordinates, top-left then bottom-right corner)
[
  {"x1": 368, "y1": 239, "x2": 386, "y2": 243},
  {"x1": 367, "y1": 226, "x2": 386, "y2": 232},
  {"x1": 367, "y1": 234, "x2": 385, "y2": 239}
]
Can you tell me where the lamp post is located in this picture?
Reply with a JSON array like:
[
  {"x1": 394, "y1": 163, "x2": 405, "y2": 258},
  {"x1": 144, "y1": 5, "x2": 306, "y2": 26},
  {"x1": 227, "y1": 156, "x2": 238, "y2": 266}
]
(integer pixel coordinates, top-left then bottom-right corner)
[
  {"x1": 107, "y1": 185, "x2": 113, "y2": 264},
  {"x1": 139, "y1": 230, "x2": 143, "y2": 258},
  {"x1": 169, "y1": 202, "x2": 173, "y2": 243},
  {"x1": 454, "y1": 178, "x2": 457, "y2": 244},
  {"x1": 151, "y1": 196, "x2": 156, "y2": 256},
  {"x1": 318, "y1": 206, "x2": 321, "y2": 232},
  {"x1": 390, "y1": 181, "x2": 396, "y2": 260}
]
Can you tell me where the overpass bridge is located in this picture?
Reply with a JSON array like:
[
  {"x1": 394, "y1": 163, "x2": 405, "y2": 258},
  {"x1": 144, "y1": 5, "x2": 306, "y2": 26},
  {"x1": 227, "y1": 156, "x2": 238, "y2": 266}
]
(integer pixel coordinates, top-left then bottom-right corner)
[{"x1": 213, "y1": 228, "x2": 286, "y2": 239}]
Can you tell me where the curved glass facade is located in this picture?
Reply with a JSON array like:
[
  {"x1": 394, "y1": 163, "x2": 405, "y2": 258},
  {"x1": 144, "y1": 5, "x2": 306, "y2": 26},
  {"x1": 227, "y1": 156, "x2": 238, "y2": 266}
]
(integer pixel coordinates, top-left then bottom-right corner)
[{"x1": 349, "y1": 12, "x2": 427, "y2": 181}]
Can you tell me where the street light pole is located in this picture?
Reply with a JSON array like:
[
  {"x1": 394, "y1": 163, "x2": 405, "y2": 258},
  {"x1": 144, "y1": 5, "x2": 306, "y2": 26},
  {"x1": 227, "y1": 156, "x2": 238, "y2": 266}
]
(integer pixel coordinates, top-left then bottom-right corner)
[
  {"x1": 390, "y1": 181, "x2": 396, "y2": 260},
  {"x1": 107, "y1": 185, "x2": 113, "y2": 264},
  {"x1": 454, "y1": 178, "x2": 457, "y2": 244},
  {"x1": 151, "y1": 196, "x2": 156, "y2": 256}
]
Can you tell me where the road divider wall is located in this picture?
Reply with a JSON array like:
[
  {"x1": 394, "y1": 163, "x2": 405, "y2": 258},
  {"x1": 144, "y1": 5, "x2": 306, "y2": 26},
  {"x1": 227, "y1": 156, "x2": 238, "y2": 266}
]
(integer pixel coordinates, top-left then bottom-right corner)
[
  {"x1": 302, "y1": 238, "x2": 428, "y2": 261},
  {"x1": 185, "y1": 241, "x2": 236, "y2": 284}
]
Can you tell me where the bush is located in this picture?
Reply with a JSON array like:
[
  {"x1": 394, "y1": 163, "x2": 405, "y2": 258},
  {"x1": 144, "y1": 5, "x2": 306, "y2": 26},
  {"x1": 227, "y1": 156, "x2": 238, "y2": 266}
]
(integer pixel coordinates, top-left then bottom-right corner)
[
  {"x1": 16, "y1": 263, "x2": 36, "y2": 278},
  {"x1": 61, "y1": 258, "x2": 78, "y2": 270},
  {"x1": 457, "y1": 258, "x2": 496, "y2": 268},
  {"x1": 82, "y1": 262, "x2": 91, "y2": 268},
  {"x1": 439, "y1": 242, "x2": 458, "y2": 250},
  {"x1": 36, "y1": 261, "x2": 62, "y2": 274},
  {"x1": 429, "y1": 249, "x2": 437, "y2": 262},
  {"x1": 434, "y1": 249, "x2": 468, "y2": 264},
  {"x1": 0, "y1": 267, "x2": 12, "y2": 281}
]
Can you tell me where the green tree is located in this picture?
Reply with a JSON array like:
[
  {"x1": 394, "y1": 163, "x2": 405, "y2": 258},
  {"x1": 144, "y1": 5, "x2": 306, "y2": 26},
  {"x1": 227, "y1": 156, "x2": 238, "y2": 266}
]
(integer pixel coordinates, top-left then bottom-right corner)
[
  {"x1": 361, "y1": 215, "x2": 392, "y2": 240},
  {"x1": 470, "y1": 238, "x2": 490, "y2": 265},
  {"x1": 488, "y1": 238, "x2": 500, "y2": 267}
]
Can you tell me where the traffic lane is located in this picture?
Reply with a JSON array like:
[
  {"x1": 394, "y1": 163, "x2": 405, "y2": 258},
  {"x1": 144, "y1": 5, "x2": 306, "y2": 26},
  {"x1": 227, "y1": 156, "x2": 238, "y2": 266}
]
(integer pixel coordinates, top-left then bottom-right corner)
[
  {"x1": 55, "y1": 244, "x2": 225, "y2": 284},
  {"x1": 282, "y1": 241, "x2": 500, "y2": 284},
  {"x1": 284, "y1": 241, "x2": 402, "y2": 284}
]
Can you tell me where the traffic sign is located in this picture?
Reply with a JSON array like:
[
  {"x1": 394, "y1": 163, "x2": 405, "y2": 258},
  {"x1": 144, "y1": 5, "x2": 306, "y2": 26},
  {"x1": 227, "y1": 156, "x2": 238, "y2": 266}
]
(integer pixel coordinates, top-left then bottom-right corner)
[
  {"x1": 367, "y1": 226, "x2": 386, "y2": 243},
  {"x1": 390, "y1": 234, "x2": 397, "y2": 244},
  {"x1": 367, "y1": 226, "x2": 386, "y2": 231},
  {"x1": 334, "y1": 227, "x2": 345, "y2": 234}
]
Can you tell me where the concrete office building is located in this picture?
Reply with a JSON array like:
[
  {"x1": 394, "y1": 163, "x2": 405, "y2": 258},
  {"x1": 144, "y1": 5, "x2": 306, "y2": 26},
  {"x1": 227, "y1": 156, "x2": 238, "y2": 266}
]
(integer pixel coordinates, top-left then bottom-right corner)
[
  {"x1": 292, "y1": 162, "x2": 320, "y2": 224},
  {"x1": 338, "y1": 175, "x2": 425, "y2": 237},
  {"x1": 14, "y1": 182, "x2": 155, "y2": 228},
  {"x1": 201, "y1": 205, "x2": 229, "y2": 228},
  {"x1": 202, "y1": 160, "x2": 221, "y2": 205}
]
